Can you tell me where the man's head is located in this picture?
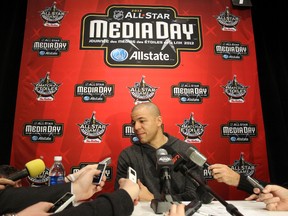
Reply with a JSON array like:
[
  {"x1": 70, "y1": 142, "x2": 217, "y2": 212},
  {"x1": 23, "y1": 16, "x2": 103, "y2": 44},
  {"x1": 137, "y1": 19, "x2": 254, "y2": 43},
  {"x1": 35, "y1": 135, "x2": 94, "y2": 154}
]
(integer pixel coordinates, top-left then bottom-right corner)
[{"x1": 131, "y1": 102, "x2": 164, "y2": 147}]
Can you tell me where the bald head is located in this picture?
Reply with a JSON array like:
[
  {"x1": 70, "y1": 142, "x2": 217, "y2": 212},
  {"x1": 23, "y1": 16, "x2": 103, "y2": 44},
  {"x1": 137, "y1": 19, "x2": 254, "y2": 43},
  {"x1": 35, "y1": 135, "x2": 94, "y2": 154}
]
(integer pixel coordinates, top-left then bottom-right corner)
[
  {"x1": 131, "y1": 102, "x2": 161, "y2": 117},
  {"x1": 131, "y1": 102, "x2": 165, "y2": 146}
]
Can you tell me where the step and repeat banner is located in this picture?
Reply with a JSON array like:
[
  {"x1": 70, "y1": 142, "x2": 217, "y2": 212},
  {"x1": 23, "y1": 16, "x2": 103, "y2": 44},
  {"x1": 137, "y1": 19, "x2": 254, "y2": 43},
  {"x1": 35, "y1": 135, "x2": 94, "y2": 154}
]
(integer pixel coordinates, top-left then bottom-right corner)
[{"x1": 10, "y1": 0, "x2": 269, "y2": 200}]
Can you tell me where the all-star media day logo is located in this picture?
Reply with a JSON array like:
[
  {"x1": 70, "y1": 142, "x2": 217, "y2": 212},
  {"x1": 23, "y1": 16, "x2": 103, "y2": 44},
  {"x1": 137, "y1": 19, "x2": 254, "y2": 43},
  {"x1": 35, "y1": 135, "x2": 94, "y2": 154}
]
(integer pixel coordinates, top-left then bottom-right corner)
[
  {"x1": 215, "y1": 7, "x2": 239, "y2": 32},
  {"x1": 27, "y1": 167, "x2": 50, "y2": 186},
  {"x1": 32, "y1": 72, "x2": 61, "y2": 101},
  {"x1": 177, "y1": 113, "x2": 207, "y2": 143},
  {"x1": 222, "y1": 75, "x2": 248, "y2": 103},
  {"x1": 203, "y1": 152, "x2": 256, "y2": 180},
  {"x1": 221, "y1": 121, "x2": 257, "y2": 143},
  {"x1": 23, "y1": 120, "x2": 64, "y2": 142},
  {"x1": 69, "y1": 162, "x2": 113, "y2": 182},
  {"x1": 33, "y1": 37, "x2": 69, "y2": 57},
  {"x1": 230, "y1": 152, "x2": 256, "y2": 177},
  {"x1": 122, "y1": 123, "x2": 134, "y2": 138},
  {"x1": 80, "y1": 5, "x2": 202, "y2": 68},
  {"x1": 128, "y1": 76, "x2": 158, "y2": 104},
  {"x1": 77, "y1": 112, "x2": 109, "y2": 143},
  {"x1": 122, "y1": 123, "x2": 165, "y2": 144},
  {"x1": 215, "y1": 41, "x2": 248, "y2": 60},
  {"x1": 74, "y1": 80, "x2": 115, "y2": 102},
  {"x1": 40, "y1": 2, "x2": 67, "y2": 27},
  {"x1": 171, "y1": 82, "x2": 209, "y2": 104},
  {"x1": 122, "y1": 123, "x2": 139, "y2": 144}
]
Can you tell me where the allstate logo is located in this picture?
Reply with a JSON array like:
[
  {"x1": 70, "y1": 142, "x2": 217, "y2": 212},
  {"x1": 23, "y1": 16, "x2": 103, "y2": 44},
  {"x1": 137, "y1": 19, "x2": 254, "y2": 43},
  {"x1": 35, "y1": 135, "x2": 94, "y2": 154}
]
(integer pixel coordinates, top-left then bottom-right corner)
[
  {"x1": 180, "y1": 97, "x2": 187, "y2": 102},
  {"x1": 32, "y1": 136, "x2": 39, "y2": 141},
  {"x1": 110, "y1": 48, "x2": 128, "y2": 62},
  {"x1": 83, "y1": 96, "x2": 90, "y2": 101},
  {"x1": 39, "y1": 51, "x2": 46, "y2": 56}
]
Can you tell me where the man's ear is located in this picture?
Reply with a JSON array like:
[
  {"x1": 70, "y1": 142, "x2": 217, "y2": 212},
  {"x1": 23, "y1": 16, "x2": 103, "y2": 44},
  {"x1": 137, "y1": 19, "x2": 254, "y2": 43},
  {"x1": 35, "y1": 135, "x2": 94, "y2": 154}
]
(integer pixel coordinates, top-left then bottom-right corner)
[{"x1": 156, "y1": 116, "x2": 163, "y2": 127}]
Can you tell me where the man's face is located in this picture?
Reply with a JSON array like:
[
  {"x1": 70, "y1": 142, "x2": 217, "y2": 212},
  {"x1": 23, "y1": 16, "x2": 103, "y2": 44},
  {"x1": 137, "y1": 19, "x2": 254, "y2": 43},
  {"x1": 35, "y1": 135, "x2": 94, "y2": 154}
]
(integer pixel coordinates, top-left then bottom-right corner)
[{"x1": 131, "y1": 106, "x2": 161, "y2": 144}]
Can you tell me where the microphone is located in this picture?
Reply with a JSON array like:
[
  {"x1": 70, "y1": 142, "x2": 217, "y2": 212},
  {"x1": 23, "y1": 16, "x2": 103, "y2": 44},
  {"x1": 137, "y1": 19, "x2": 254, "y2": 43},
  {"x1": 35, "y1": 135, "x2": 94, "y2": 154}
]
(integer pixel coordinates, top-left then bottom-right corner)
[
  {"x1": 156, "y1": 148, "x2": 174, "y2": 176},
  {"x1": 8, "y1": 159, "x2": 45, "y2": 181},
  {"x1": 163, "y1": 145, "x2": 213, "y2": 204},
  {"x1": 151, "y1": 148, "x2": 175, "y2": 214},
  {"x1": 186, "y1": 147, "x2": 210, "y2": 168},
  {"x1": 156, "y1": 149, "x2": 174, "y2": 195},
  {"x1": 162, "y1": 145, "x2": 194, "y2": 172},
  {"x1": 184, "y1": 148, "x2": 244, "y2": 216}
]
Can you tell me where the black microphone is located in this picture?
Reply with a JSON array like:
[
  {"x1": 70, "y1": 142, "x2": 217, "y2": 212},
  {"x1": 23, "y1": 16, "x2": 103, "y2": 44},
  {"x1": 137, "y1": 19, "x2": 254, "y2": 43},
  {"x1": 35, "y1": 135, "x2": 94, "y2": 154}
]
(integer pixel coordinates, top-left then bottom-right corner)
[
  {"x1": 151, "y1": 149, "x2": 175, "y2": 214},
  {"x1": 156, "y1": 148, "x2": 174, "y2": 195},
  {"x1": 8, "y1": 159, "x2": 45, "y2": 181},
  {"x1": 162, "y1": 145, "x2": 196, "y2": 172},
  {"x1": 184, "y1": 148, "x2": 244, "y2": 216},
  {"x1": 156, "y1": 148, "x2": 174, "y2": 175},
  {"x1": 163, "y1": 145, "x2": 213, "y2": 204}
]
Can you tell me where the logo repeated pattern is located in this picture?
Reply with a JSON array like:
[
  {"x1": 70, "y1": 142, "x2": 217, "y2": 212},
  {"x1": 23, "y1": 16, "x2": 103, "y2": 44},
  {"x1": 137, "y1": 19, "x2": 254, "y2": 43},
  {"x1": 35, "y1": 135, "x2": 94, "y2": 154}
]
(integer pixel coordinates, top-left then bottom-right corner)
[{"x1": 13, "y1": 1, "x2": 267, "y2": 193}]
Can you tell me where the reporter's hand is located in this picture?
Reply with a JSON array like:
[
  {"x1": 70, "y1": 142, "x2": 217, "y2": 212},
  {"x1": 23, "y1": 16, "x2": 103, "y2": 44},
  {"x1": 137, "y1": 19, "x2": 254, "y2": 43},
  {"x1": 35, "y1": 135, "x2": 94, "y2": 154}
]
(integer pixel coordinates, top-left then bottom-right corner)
[
  {"x1": 245, "y1": 193, "x2": 259, "y2": 201},
  {"x1": 72, "y1": 164, "x2": 106, "y2": 202},
  {"x1": 257, "y1": 185, "x2": 288, "y2": 211},
  {"x1": 137, "y1": 179, "x2": 154, "y2": 201},
  {"x1": 65, "y1": 164, "x2": 99, "y2": 183},
  {"x1": 208, "y1": 164, "x2": 240, "y2": 187},
  {"x1": 0, "y1": 177, "x2": 16, "y2": 189},
  {"x1": 119, "y1": 178, "x2": 140, "y2": 205},
  {"x1": 17, "y1": 201, "x2": 53, "y2": 216},
  {"x1": 164, "y1": 203, "x2": 185, "y2": 216},
  {"x1": 245, "y1": 188, "x2": 261, "y2": 201}
]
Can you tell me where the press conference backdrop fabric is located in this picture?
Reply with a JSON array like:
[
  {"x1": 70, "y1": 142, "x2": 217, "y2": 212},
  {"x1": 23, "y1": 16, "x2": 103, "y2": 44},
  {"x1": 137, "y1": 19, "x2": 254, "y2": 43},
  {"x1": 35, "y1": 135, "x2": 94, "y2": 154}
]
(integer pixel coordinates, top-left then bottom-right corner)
[{"x1": 10, "y1": 0, "x2": 269, "y2": 200}]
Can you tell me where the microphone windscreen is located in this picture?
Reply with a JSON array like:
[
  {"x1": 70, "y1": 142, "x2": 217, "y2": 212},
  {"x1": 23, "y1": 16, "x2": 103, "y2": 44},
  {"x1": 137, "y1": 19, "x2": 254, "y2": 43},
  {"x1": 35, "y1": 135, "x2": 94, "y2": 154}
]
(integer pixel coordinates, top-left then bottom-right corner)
[
  {"x1": 186, "y1": 147, "x2": 207, "y2": 167},
  {"x1": 25, "y1": 159, "x2": 45, "y2": 177},
  {"x1": 156, "y1": 148, "x2": 168, "y2": 156}
]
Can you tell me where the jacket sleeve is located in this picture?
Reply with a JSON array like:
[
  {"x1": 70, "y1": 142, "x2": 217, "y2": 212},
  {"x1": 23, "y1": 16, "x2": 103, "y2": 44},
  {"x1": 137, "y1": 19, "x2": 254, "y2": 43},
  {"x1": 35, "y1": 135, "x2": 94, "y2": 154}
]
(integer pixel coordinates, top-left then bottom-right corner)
[
  {"x1": 0, "y1": 183, "x2": 71, "y2": 214},
  {"x1": 54, "y1": 189, "x2": 134, "y2": 216},
  {"x1": 237, "y1": 174, "x2": 268, "y2": 194}
]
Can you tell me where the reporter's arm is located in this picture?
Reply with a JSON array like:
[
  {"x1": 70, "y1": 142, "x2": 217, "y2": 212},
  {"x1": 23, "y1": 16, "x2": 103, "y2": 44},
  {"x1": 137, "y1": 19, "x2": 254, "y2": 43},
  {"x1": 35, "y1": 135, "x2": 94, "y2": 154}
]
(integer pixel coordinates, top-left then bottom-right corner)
[
  {"x1": 0, "y1": 183, "x2": 71, "y2": 214},
  {"x1": 53, "y1": 189, "x2": 134, "y2": 216},
  {"x1": 17, "y1": 202, "x2": 53, "y2": 216},
  {"x1": 0, "y1": 164, "x2": 104, "y2": 214}
]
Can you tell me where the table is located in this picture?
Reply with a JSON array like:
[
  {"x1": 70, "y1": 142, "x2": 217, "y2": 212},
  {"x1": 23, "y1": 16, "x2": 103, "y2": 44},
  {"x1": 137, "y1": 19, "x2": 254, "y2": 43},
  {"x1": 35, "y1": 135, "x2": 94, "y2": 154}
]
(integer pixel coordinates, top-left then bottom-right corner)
[{"x1": 132, "y1": 201, "x2": 288, "y2": 216}]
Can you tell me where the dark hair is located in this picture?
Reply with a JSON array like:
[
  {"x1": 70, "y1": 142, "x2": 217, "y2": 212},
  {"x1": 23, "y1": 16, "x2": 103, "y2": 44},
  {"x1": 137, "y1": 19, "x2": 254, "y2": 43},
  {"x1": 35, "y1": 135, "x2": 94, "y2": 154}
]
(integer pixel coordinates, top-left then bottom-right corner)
[{"x1": 0, "y1": 165, "x2": 19, "y2": 178}]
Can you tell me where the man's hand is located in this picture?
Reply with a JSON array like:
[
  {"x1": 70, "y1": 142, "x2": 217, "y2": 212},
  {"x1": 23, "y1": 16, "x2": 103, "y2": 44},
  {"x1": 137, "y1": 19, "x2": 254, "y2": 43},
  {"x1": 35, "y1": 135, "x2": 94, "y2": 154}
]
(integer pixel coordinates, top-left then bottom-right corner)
[{"x1": 137, "y1": 179, "x2": 155, "y2": 201}]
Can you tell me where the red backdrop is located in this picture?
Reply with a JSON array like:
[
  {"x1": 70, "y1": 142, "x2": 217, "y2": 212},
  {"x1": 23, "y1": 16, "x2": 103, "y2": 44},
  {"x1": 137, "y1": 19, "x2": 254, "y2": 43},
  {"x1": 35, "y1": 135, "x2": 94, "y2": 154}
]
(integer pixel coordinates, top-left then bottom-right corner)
[{"x1": 10, "y1": 0, "x2": 269, "y2": 200}]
